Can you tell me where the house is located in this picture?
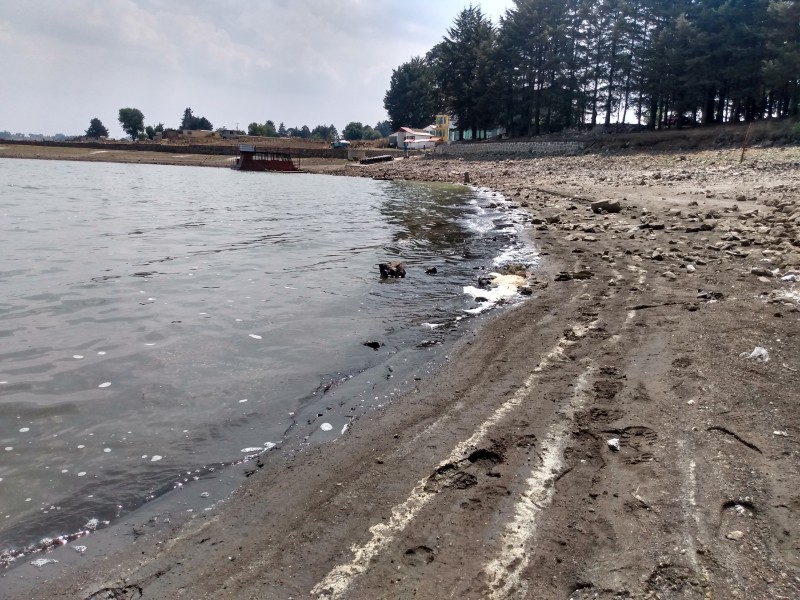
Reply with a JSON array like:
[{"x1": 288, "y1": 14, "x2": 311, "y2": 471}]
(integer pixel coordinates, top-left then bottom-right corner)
[
  {"x1": 182, "y1": 129, "x2": 214, "y2": 138},
  {"x1": 388, "y1": 127, "x2": 436, "y2": 149},
  {"x1": 214, "y1": 129, "x2": 239, "y2": 140},
  {"x1": 434, "y1": 115, "x2": 450, "y2": 140}
]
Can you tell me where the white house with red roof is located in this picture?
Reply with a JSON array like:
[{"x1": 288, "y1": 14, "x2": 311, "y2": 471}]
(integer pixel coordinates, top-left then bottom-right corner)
[{"x1": 388, "y1": 126, "x2": 439, "y2": 149}]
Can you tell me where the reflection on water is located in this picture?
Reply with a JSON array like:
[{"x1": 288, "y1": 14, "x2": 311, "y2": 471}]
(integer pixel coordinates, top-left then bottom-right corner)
[{"x1": 0, "y1": 158, "x2": 536, "y2": 563}]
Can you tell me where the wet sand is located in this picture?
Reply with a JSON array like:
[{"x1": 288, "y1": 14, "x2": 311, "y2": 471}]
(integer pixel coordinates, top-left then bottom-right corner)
[{"x1": 3, "y1": 143, "x2": 800, "y2": 599}]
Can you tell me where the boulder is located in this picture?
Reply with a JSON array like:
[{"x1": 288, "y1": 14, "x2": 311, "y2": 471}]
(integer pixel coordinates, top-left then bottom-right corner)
[{"x1": 591, "y1": 199, "x2": 622, "y2": 214}]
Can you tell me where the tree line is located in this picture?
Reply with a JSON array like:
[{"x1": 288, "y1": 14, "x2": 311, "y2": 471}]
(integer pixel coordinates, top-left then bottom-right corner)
[
  {"x1": 87, "y1": 108, "x2": 392, "y2": 142},
  {"x1": 384, "y1": 0, "x2": 800, "y2": 140}
]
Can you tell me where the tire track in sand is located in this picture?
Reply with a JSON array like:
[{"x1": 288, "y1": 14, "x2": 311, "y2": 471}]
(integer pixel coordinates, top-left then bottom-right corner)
[
  {"x1": 482, "y1": 274, "x2": 646, "y2": 598},
  {"x1": 311, "y1": 319, "x2": 598, "y2": 600}
]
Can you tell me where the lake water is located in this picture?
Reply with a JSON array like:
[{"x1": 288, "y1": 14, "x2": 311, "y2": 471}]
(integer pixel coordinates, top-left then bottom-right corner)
[{"x1": 0, "y1": 157, "x2": 536, "y2": 565}]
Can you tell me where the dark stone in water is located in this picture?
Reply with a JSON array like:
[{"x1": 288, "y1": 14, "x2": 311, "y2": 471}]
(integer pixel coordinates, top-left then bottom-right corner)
[
  {"x1": 425, "y1": 267, "x2": 438, "y2": 275},
  {"x1": 475, "y1": 296, "x2": 489, "y2": 303},
  {"x1": 477, "y1": 275, "x2": 494, "y2": 289},
  {"x1": 363, "y1": 341, "x2": 381, "y2": 350},
  {"x1": 378, "y1": 261, "x2": 406, "y2": 278}
]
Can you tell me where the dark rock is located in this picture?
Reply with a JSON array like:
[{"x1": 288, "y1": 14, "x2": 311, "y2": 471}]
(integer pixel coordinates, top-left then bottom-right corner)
[
  {"x1": 477, "y1": 274, "x2": 494, "y2": 289},
  {"x1": 363, "y1": 341, "x2": 381, "y2": 350},
  {"x1": 591, "y1": 199, "x2": 622, "y2": 214},
  {"x1": 425, "y1": 267, "x2": 438, "y2": 275},
  {"x1": 378, "y1": 261, "x2": 406, "y2": 278},
  {"x1": 556, "y1": 270, "x2": 592, "y2": 281}
]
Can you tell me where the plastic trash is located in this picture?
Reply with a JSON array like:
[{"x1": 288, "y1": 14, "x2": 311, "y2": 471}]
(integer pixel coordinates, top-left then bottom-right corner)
[
  {"x1": 607, "y1": 438, "x2": 620, "y2": 451},
  {"x1": 740, "y1": 347, "x2": 769, "y2": 363}
]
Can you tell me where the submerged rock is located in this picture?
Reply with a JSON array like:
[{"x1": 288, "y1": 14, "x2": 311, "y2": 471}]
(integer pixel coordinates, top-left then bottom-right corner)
[{"x1": 378, "y1": 261, "x2": 406, "y2": 278}]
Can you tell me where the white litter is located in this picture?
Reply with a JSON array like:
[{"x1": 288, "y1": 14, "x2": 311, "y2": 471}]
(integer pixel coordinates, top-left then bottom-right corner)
[
  {"x1": 607, "y1": 438, "x2": 620, "y2": 451},
  {"x1": 739, "y1": 347, "x2": 769, "y2": 362}
]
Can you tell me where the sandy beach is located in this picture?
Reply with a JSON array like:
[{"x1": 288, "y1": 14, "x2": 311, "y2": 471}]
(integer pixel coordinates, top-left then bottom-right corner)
[{"x1": 2, "y1": 143, "x2": 799, "y2": 599}]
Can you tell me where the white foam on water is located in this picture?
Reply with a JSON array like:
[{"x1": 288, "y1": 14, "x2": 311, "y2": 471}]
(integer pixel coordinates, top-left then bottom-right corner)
[
  {"x1": 249, "y1": 334, "x2": 262, "y2": 340},
  {"x1": 463, "y1": 273, "x2": 527, "y2": 314},
  {"x1": 19, "y1": 427, "x2": 29, "y2": 433},
  {"x1": 77, "y1": 472, "x2": 86, "y2": 477},
  {"x1": 421, "y1": 322, "x2": 443, "y2": 329},
  {"x1": 72, "y1": 545, "x2": 87, "y2": 553},
  {"x1": 493, "y1": 244, "x2": 539, "y2": 268},
  {"x1": 320, "y1": 423, "x2": 333, "y2": 432},
  {"x1": 97, "y1": 382, "x2": 111, "y2": 388},
  {"x1": 77, "y1": 445, "x2": 85, "y2": 449},
  {"x1": 73, "y1": 355, "x2": 83, "y2": 359},
  {"x1": 240, "y1": 447, "x2": 263, "y2": 453},
  {"x1": 150, "y1": 455, "x2": 162, "y2": 462},
  {"x1": 238, "y1": 398, "x2": 248, "y2": 403},
  {"x1": 103, "y1": 448, "x2": 111, "y2": 453},
  {"x1": 97, "y1": 351, "x2": 106, "y2": 355},
  {"x1": 61, "y1": 469, "x2": 68, "y2": 473},
  {"x1": 4, "y1": 447, "x2": 13, "y2": 451}
]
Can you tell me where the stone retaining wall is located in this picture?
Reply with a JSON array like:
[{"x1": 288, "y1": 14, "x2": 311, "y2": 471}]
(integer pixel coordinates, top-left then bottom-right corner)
[{"x1": 434, "y1": 140, "x2": 585, "y2": 157}]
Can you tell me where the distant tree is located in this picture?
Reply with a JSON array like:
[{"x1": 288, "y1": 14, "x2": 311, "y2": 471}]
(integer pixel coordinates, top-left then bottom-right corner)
[
  {"x1": 118, "y1": 108, "x2": 145, "y2": 140},
  {"x1": 374, "y1": 120, "x2": 393, "y2": 136},
  {"x1": 278, "y1": 122, "x2": 288, "y2": 136},
  {"x1": 362, "y1": 125, "x2": 382, "y2": 140},
  {"x1": 434, "y1": 6, "x2": 496, "y2": 139},
  {"x1": 85, "y1": 117, "x2": 109, "y2": 138},
  {"x1": 289, "y1": 125, "x2": 311, "y2": 139},
  {"x1": 384, "y1": 56, "x2": 438, "y2": 129},
  {"x1": 342, "y1": 122, "x2": 365, "y2": 140},
  {"x1": 247, "y1": 120, "x2": 278, "y2": 137},
  {"x1": 180, "y1": 107, "x2": 213, "y2": 131},
  {"x1": 145, "y1": 123, "x2": 164, "y2": 140},
  {"x1": 311, "y1": 124, "x2": 338, "y2": 141}
]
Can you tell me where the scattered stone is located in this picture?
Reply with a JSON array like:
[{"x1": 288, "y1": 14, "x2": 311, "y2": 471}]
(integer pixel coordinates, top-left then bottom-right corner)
[
  {"x1": 591, "y1": 199, "x2": 622, "y2": 214},
  {"x1": 697, "y1": 290, "x2": 724, "y2": 301},
  {"x1": 662, "y1": 271, "x2": 677, "y2": 280},
  {"x1": 556, "y1": 270, "x2": 593, "y2": 281},
  {"x1": 607, "y1": 438, "x2": 620, "y2": 451},
  {"x1": 751, "y1": 267, "x2": 774, "y2": 278},
  {"x1": 726, "y1": 530, "x2": 745, "y2": 541},
  {"x1": 686, "y1": 264, "x2": 696, "y2": 273}
]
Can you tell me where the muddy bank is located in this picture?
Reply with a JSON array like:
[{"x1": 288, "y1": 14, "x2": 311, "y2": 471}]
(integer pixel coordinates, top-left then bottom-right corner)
[{"x1": 4, "y1": 145, "x2": 800, "y2": 599}]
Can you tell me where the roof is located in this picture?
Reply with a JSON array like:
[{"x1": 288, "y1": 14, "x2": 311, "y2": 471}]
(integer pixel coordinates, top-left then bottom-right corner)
[{"x1": 397, "y1": 127, "x2": 431, "y2": 136}]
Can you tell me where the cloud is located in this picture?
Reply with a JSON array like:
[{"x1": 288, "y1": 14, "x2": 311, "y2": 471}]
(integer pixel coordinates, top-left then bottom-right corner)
[{"x1": 0, "y1": 0, "x2": 514, "y2": 136}]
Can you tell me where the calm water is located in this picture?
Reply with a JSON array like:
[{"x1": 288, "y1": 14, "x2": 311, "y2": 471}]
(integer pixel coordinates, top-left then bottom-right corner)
[{"x1": 0, "y1": 157, "x2": 536, "y2": 564}]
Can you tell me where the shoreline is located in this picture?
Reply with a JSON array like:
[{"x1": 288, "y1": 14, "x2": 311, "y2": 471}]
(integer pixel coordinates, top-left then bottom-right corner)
[{"x1": 3, "y1": 144, "x2": 800, "y2": 599}]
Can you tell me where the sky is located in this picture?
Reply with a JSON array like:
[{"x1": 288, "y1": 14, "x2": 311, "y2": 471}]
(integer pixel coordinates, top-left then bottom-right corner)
[{"x1": 0, "y1": 0, "x2": 516, "y2": 138}]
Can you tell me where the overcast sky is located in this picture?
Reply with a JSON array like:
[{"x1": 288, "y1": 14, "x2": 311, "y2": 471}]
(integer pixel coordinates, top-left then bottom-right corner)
[{"x1": 1, "y1": 0, "x2": 515, "y2": 138}]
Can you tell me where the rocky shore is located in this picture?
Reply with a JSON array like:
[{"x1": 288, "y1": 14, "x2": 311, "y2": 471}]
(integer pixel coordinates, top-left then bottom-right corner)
[{"x1": 4, "y1": 144, "x2": 800, "y2": 599}]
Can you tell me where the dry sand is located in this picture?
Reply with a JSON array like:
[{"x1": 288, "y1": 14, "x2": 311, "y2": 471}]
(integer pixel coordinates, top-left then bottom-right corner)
[{"x1": 2, "y1": 143, "x2": 799, "y2": 599}]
